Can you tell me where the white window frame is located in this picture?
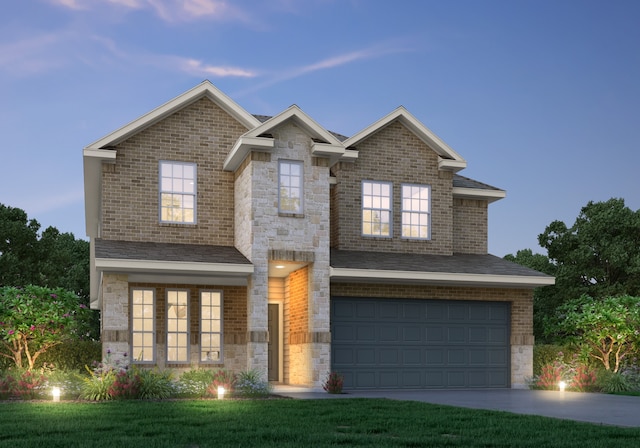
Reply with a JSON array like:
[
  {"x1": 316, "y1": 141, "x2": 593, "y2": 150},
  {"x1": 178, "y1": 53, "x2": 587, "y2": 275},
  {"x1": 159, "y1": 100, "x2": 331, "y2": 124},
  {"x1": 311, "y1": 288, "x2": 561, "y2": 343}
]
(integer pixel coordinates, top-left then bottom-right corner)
[
  {"x1": 166, "y1": 289, "x2": 190, "y2": 364},
  {"x1": 278, "y1": 160, "x2": 304, "y2": 214},
  {"x1": 131, "y1": 288, "x2": 155, "y2": 364},
  {"x1": 401, "y1": 183, "x2": 431, "y2": 240},
  {"x1": 362, "y1": 180, "x2": 392, "y2": 237},
  {"x1": 159, "y1": 161, "x2": 197, "y2": 224},
  {"x1": 200, "y1": 290, "x2": 223, "y2": 364}
]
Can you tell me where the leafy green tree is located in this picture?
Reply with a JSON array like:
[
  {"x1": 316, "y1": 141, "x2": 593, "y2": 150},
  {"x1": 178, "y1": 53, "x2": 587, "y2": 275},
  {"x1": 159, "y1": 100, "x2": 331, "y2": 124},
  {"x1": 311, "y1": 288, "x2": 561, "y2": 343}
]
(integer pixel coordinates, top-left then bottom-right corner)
[
  {"x1": 538, "y1": 198, "x2": 640, "y2": 299},
  {"x1": 546, "y1": 295, "x2": 640, "y2": 372},
  {"x1": 0, "y1": 203, "x2": 97, "y2": 339},
  {"x1": 0, "y1": 285, "x2": 91, "y2": 370},
  {"x1": 0, "y1": 204, "x2": 41, "y2": 286}
]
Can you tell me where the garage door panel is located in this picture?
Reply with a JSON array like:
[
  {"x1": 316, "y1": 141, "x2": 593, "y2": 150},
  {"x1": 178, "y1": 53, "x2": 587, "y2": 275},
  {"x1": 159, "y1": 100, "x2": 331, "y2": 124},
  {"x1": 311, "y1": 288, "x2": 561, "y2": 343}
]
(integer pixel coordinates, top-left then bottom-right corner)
[{"x1": 331, "y1": 297, "x2": 510, "y2": 389}]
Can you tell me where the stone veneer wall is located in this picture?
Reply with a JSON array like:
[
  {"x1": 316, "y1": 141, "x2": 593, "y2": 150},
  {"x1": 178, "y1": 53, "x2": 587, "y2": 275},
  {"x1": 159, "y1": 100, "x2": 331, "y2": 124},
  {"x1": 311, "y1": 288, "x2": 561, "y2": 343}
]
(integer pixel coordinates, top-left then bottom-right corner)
[
  {"x1": 331, "y1": 121, "x2": 454, "y2": 255},
  {"x1": 452, "y1": 198, "x2": 488, "y2": 254},
  {"x1": 100, "y1": 274, "x2": 248, "y2": 372},
  {"x1": 330, "y1": 283, "x2": 534, "y2": 388},
  {"x1": 100, "y1": 98, "x2": 248, "y2": 245},
  {"x1": 236, "y1": 121, "x2": 332, "y2": 388}
]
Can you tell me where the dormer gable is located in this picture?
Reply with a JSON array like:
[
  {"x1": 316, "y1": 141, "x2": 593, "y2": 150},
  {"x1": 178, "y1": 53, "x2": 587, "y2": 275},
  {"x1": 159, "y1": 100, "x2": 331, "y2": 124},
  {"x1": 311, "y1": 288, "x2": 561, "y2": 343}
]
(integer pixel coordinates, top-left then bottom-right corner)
[
  {"x1": 223, "y1": 105, "x2": 347, "y2": 171},
  {"x1": 342, "y1": 106, "x2": 467, "y2": 173}
]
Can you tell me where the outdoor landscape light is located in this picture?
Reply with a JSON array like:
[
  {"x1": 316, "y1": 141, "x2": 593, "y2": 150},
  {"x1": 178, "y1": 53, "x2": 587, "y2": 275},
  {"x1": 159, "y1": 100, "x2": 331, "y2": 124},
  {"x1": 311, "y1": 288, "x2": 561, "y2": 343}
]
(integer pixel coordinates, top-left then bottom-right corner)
[
  {"x1": 217, "y1": 386, "x2": 225, "y2": 399},
  {"x1": 52, "y1": 387, "x2": 61, "y2": 402},
  {"x1": 558, "y1": 381, "x2": 566, "y2": 392}
]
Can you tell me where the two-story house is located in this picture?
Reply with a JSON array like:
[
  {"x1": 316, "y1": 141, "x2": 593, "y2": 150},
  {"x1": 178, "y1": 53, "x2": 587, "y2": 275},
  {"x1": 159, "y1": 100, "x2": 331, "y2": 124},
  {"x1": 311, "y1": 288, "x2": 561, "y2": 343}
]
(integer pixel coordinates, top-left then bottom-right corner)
[{"x1": 83, "y1": 81, "x2": 553, "y2": 390}]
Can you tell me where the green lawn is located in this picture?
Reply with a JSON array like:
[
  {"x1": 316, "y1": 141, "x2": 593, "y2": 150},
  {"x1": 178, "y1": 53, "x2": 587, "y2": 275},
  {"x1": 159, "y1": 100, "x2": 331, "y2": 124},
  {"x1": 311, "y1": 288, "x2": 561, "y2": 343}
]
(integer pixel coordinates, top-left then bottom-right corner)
[{"x1": 0, "y1": 398, "x2": 638, "y2": 447}]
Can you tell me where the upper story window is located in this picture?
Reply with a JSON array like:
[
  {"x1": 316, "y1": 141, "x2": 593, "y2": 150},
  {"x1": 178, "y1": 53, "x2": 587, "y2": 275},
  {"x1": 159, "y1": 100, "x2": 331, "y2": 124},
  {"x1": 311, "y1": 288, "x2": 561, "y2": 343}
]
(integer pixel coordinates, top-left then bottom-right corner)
[
  {"x1": 159, "y1": 161, "x2": 196, "y2": 224},
  {"x1": 362, "y1": 180, "x2": 392, "y2": 237},
  {"x1": 278, "y1": 160, "x2": 303, "y2": 214},
  {"x1": 131, "y1": 288, "x2": 155, "y2": 363},
  {"x1": 401, "y1": 184, "x2": 431, "y2": 239}
]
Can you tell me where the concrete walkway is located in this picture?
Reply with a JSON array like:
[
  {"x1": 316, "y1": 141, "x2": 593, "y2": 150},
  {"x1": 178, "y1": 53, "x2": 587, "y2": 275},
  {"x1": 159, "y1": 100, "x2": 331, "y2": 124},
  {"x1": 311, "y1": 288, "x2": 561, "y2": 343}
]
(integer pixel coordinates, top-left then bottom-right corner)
[{"x1": 271, "y1": 386, "x2": 640, "y2": 427}]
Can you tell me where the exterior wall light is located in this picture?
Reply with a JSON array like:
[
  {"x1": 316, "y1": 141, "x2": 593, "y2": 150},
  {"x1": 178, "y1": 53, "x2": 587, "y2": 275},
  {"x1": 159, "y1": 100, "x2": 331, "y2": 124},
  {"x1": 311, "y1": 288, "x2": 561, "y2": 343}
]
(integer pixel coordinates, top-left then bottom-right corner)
[
  {"x1": 52, "y1": 387, "x2": 61, "y2": 402},
  {"x1": 217, "y1": 386, "x2": 226, "y2": 399},
  {"x1": 558, "y1": 381, "x2": 566, "y2": 392}
]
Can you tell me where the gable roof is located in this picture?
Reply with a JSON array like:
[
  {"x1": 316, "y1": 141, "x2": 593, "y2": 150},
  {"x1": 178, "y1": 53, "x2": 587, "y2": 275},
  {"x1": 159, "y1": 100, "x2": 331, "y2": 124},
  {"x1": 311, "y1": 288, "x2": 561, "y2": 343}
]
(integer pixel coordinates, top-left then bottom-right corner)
[
  {"x1": 330, "y1": 249, "x2": 554, "y2": 288},
  {"x1": 342, "y1": 106, "x2": 467, "y2": 173},
  {"x1": 223, "y1": 105, "x2": 346, "y2": 171}
]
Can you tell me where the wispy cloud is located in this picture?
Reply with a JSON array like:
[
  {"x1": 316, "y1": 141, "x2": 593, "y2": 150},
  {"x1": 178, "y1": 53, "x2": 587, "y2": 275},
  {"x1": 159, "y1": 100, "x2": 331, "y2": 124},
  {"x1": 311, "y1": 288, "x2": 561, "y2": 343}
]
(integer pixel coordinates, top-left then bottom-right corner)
[
  {"x1": 235, "y1": 42, "x2": 414, "y2": 96},
  {"x1": 174, "y1": 57, "x2": 258, "y2": 78},
  {"x1": 0, "y1": 32, "x2": 70, "y2": 75},
  {"x1": 48, "y1": 0, "x2": 247, "y2": 23}
]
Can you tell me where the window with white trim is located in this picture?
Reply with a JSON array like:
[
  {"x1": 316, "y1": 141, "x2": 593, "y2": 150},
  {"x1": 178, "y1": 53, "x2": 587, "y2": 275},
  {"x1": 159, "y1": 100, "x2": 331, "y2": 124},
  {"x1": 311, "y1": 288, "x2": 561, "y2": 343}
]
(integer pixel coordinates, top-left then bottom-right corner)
[
  {"x1": 160, "y1": 161, "x2": 196, "y2": 223},
  {"x1": 278, "y1": 160, "x2": 303, "y2": 214},
  {"x1": 401, "y1": 184, "x2": 431, "y2": 239},
  {"x1": 166, "y1": 290, "x2": 189, "y2": 363},
  {"x1": 131, "y1": 288, "x2": 155, "y2": 363},
  {"x1": 362, "y1": 180, "x2": 392, "y2": 237},
  {"x1": 200, "y1": 291, "x2": 223, "y2": 363}
]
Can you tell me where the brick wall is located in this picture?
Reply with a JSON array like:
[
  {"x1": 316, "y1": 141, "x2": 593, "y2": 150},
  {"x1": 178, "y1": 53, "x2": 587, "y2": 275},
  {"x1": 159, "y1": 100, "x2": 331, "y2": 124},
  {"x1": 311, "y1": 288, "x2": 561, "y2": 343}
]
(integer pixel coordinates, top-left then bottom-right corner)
[
  {"x1": 101, "y1": 98, "x2": 248, "y2": 245},
  {"x1": 332, "y1": 121, "x2": 454, "y2": 255},
  {"x1": 452, "y1": 198, "x2": 488, "y2": 254},
  {"x1": 288, "y1": 266, "x2": 309, "y2": 344}
]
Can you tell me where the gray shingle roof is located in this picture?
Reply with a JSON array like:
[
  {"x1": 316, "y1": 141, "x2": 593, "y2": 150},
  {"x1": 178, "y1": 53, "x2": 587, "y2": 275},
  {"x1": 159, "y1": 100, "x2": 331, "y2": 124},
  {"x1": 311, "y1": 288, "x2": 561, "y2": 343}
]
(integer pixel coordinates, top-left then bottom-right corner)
[
  {"x1": 95, "y1": 239, "x2": 251, "y2": 265},
  {"x1": 330, "y1": 249, "x2": 552, "y2": 278},
  {"x1": 453, "y1": 174, "x2": 503, "y2": 192}
]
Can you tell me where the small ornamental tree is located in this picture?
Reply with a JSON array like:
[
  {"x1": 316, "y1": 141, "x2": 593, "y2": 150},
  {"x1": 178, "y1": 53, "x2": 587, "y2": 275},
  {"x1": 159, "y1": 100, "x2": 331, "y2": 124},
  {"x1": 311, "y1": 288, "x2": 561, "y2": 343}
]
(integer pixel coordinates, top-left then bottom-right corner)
[
  {"x1": 0, "y1": 285, "x2": 90, "y2": 370},
  {"x1": 545, "y1": 295, "x2": 640, "y2": 372}
]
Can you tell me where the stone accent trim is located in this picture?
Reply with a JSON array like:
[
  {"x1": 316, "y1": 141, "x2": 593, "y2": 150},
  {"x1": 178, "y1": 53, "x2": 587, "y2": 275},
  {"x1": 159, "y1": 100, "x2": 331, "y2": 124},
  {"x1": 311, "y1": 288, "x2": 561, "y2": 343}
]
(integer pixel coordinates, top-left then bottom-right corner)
[
  {"x1": 269, "y1": 249, "x2": 315, "y2": 263},
  {"x1": 511, "y1": 335, "x2": 535, "y2": 345},
  {"x1": 224, "y1": 333, "x2": 248, "y2": 344},
  {"x1": 102, "y1": 330, "x2": 129, "y2": 342},
  {"x1": 289, "y1": 331, "x2": 331, "y2": 345},
  {"x1": 248, "y1": 330, "x2": 269, "y2": 343}
]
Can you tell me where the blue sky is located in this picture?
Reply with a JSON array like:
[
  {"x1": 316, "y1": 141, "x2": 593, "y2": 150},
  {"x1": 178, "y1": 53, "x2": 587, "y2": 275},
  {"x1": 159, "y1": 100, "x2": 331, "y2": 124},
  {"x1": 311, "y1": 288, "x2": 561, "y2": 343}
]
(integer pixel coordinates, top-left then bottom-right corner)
[{"x1": 1, "y1": 0, "x2": 638, "y2": 257}]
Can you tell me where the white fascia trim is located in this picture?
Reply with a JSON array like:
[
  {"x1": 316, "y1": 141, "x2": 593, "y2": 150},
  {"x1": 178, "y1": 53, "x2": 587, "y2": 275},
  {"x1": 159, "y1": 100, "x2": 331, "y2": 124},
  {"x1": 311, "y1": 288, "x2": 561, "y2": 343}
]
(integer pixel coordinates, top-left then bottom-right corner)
[
  {"x1": 330, "y1": 267, "x2": 555, "y2": 288},
  {"x1": 343, "y1": 107, "x2": 467, "y2": 169},
  {"x1": 439, "y1": 158, "x2": 467, "y2": 173},
  {"x1": 453, "y1": 187, "x2": 507, "y2": 203},
  {"x1": 85, "y1": 81, "x2": 260, "y2": 150},
  {"x1": 83, "y1": 149, "x2": 117, "y2": 237},
  {"x1": 311, "y1": 142, "x2": 346, "y2": 166},
  {"x1": 245, "y1": 105, "x2": 343, "y2": 146},
  {"x1": 95, "y1": 258, "x2": 254, "y2": 275},
  {"x1": 223, "y1": 135, "x2": 275, "y2": 171}
]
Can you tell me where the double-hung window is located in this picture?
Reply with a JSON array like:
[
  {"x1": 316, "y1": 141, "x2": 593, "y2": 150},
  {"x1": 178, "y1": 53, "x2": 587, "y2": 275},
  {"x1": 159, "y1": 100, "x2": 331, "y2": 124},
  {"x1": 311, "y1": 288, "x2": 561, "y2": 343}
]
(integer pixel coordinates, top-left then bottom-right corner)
[
  {"x1": 200, "y1": 291, "x2": 223, "y2": 362},
  {"x1": 401, "y1": 184, "x2": 431, "y2": 239},
  {"x1": 278, "y1": 160, "x2": 303, "y2": 214},
  {"x1": 160, "y1": 161, "x2": 196, "y2": 223},
  {"x1": 362, "y1": 180, "x2": 392, "y2": 237},
  {"x1": 166, "y1": 290, "x2": 189, "y2": 363},
  {"x1": 131, "y1": 288, "x2": 155, "y2": 363}
]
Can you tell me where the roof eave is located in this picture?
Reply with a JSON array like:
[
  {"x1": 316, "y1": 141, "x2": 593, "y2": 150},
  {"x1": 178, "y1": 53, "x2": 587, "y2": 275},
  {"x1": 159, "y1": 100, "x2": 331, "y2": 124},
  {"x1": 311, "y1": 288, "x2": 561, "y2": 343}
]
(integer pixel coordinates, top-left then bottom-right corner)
[
  {"x1": 453, "y1": 186, "x2": 507, "y2": 204},
  {"x1": 83, "y1": 148, "x2": 117, "y2": 238},
  {"x1": 330, "y1": 267, "x2": 555, "y2": 288},
  {"x1": 84, "y1": 80, "x2": 260, "y2": 151},
  {"x1": 223, "y1": 136, "x2": 275, "y2": 171}
]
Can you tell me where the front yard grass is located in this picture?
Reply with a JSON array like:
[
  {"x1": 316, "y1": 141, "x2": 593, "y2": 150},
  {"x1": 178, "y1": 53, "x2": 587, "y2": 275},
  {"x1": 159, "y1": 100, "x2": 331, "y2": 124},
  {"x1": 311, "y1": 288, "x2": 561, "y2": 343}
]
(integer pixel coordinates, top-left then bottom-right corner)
[{"x1": 0, "y1": 398, "x2": 638, "y2": 447}]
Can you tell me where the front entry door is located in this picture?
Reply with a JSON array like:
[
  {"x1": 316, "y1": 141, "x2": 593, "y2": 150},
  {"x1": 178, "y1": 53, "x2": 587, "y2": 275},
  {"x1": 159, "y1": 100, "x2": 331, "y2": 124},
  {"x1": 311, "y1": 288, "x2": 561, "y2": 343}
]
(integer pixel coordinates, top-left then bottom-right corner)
[{"x1": 267, "y1": 303, "x2": 280, "y2": 381}]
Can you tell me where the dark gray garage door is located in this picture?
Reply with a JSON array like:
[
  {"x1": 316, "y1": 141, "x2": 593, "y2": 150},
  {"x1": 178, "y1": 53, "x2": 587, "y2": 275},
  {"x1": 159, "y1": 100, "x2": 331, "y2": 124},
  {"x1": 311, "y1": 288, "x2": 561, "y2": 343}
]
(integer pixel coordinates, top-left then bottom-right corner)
[{"x1": 331, "y1": 297, "x2": 510, "y2": 389}]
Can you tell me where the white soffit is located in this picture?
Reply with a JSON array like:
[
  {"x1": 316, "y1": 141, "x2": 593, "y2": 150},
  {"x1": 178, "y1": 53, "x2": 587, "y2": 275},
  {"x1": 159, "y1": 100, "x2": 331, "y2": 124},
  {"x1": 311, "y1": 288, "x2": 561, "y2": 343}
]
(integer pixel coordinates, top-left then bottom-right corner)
[
  {"x1": 95, "y1": 258, "x2": 254, "y2": 276},
  {"x1": 329, "y1": 267, "x2": 555, "y2": 288},
  {"x1": 453, "y1": 187, "x2": 507, "y2": 203}
]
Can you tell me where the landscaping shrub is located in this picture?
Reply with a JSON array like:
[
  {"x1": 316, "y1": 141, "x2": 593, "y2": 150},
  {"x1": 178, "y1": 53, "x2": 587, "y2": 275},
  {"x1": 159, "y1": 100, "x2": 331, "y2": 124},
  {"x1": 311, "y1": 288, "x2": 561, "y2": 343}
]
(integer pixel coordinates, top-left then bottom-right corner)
[
  {"x1": 235, "y1": 369, "x2": 272, "y2": 398},
  {"x1": 137, "y1": 368, "x2": 175, "y2": 400},
  {"x1": 34, "y1": 340, "x2": 101, "y2": 372},
  {"x1": 206, "y1": 369, "x2": 236, "y2": 397},
  {"x1": 597, "y1": 370, "x2": 634, "y2": 394},
  {"x1": 176, "y1": 368, "x2": 216, "y2": 397},
  {"x1": 322, "y1": 371, "x2": 344, "y2": 394}
]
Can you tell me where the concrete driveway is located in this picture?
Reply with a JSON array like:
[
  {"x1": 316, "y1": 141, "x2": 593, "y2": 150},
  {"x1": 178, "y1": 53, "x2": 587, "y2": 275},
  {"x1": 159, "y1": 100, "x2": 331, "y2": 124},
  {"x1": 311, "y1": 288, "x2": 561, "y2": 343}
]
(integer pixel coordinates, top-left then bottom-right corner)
[{"x1": 272, "y1": 386, "x2": 640, "y2": 427}]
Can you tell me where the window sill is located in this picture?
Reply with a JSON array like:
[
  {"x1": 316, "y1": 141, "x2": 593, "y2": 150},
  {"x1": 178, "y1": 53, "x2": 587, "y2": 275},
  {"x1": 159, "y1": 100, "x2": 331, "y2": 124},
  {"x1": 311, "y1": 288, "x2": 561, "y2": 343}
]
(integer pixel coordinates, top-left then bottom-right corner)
[{"x1": 278, "y1": 212, "x2": 305, "y2": 218}]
